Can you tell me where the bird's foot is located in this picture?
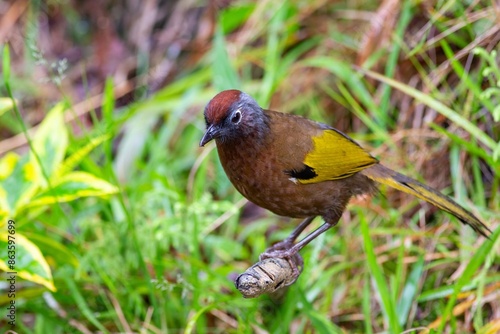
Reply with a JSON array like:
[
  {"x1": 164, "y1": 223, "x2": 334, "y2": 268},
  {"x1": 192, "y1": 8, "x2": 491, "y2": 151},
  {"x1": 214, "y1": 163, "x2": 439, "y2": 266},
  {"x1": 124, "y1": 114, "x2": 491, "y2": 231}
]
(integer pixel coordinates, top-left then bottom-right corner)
[{"x1": 259, "y1": 241, "x2": 303, "y2": 281}]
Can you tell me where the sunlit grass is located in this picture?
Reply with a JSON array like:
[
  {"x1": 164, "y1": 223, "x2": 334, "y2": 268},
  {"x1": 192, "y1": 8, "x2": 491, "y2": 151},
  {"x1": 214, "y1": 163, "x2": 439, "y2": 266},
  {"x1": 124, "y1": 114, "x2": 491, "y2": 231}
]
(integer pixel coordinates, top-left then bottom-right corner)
[{"x1": 0, "y1": 0, "x2": 499, "y2": 333}]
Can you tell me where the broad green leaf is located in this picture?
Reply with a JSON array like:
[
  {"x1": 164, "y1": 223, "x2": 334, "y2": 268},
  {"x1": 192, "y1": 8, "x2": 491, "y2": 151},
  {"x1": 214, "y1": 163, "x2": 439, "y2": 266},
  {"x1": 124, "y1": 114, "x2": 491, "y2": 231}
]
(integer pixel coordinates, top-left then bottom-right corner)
[
  {"x1": 0, "y1": 152, "x2": 19, "y2": 180},
  {"x1": 56, "y1": 133, "x2": 111, "y2": 177},
  {"x1": 0, "y1": 97, "x2": 14, "y2": 117},
  {"x1": 28, "y1": 171, "x2": 118, "y2": 207},
  {"x1": 0, "y1": 152, "x2": 39, "y2": 218},
  {"x1": 31, "y1": 103, "x2": 68, "y2": 182},
  {"x1": 23, "y1": 232, "x2": 79, "y2": 268},
  {"x1": 0, "y1": 231, "x2": 56, "y2": 291}
]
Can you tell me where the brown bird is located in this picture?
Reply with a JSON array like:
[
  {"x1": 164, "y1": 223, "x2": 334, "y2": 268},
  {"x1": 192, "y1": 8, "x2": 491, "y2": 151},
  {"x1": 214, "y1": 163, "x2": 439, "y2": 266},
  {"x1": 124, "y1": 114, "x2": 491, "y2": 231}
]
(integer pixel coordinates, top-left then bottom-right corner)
[{"x1": 200, "y1": 89, "x2": 491, "y2": 278}]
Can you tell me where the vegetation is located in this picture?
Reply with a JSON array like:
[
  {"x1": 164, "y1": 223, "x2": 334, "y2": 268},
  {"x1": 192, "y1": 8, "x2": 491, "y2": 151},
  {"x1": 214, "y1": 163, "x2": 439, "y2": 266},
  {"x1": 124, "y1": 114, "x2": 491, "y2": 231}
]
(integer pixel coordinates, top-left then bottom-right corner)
[{"x1": 0, "y1": 0, "x2": 499, "y2": 333}]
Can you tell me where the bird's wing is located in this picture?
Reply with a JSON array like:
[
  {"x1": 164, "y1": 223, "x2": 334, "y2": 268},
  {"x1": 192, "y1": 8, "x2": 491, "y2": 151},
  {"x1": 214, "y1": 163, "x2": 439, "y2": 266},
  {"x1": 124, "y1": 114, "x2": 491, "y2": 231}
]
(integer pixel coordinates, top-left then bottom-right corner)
[{"x1": 289, "y1": 128, "x2": 378, "y2": 184}]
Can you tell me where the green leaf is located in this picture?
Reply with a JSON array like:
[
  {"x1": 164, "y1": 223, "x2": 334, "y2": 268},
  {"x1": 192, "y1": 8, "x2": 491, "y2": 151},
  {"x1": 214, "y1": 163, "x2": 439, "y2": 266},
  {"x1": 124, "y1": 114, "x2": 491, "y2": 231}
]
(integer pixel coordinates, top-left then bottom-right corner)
[
  {"x1": 362, "y1": 276, "x2": 374, "y2": 334},
  {"x1": 32, "y1": 103, "x2": 68, "y2": 182},
  {"x1": 0, "y1": 231, "x2": 56, "y2": 291},
  {"x1": 0, "y1": 152, "x2": 39, "y2": 217},
  {"x1": 184, "y1": 304, "x2": 215, "y2": 334},
  {"x1": 23, "y1": 232, "x2": 79, "y2": 268},
  {"x1": 493, "y1": 142, "x2": 500, "y2": 162},
  {"x1": 102, "y1": 78, "x2": 115, "y2": 124},
  {"x1": 397, "y1": 256, "x2": 424, "y2": 326},
  {"x1": 491, "y1": 104, "x2": 500, "y2": 122},
  {"x1": 359, "y1": 210, "x2": 401, "y2": 334},
  {"x1": 305, "y1": 308, "x2": 343, "y2": 334},
  {"x1": 219, "y1": 3, "x2": 255, "y2": 34},
  {"x1": 28, "y1": 171, "x2": 118, "y2": 207},
  {"x1": 56, "y1": 133, "x2": 111, "y2": 177},
  {"x1": 438, "y1": 225, "x2": 500, "y2": 332}
]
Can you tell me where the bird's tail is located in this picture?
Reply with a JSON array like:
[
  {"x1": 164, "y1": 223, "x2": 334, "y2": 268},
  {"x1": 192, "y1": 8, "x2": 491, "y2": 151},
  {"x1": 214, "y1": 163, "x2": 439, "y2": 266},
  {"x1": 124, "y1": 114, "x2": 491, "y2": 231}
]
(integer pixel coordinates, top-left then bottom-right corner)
[{"x1": 362, "y1": 164, "x2": 491, "y2": 238}]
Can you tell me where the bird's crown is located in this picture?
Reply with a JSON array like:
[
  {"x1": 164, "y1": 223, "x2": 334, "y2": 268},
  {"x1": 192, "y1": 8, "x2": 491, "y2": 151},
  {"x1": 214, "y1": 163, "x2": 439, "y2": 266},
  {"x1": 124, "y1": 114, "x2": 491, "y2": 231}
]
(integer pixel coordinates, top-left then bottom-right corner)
[{"x1": 204, "y1": 89, "x2": 242, "y2": 125}]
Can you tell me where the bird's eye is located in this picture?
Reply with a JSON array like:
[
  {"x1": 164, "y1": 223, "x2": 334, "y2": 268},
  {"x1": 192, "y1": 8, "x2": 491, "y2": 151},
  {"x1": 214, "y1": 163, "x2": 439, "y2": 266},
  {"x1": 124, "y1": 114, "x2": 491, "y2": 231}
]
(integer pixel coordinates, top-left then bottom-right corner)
[{"x1": 231, "y1": 110, "x2": 242, "y2": 124}]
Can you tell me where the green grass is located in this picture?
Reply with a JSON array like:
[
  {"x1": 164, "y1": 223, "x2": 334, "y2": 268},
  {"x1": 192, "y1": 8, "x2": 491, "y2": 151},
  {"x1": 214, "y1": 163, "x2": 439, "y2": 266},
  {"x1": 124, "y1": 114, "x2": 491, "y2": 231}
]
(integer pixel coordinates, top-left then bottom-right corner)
[{"x1": 1, "y1": 0, "x2": 499, "y2": 333}]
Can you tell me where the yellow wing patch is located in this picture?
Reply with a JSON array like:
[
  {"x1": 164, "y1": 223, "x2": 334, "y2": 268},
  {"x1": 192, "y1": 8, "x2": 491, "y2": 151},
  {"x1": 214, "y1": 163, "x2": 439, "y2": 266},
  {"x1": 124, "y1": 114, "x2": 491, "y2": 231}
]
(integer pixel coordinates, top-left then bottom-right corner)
[{"x1": 299, "y1": 129, "x2": 377, "y2": 184}]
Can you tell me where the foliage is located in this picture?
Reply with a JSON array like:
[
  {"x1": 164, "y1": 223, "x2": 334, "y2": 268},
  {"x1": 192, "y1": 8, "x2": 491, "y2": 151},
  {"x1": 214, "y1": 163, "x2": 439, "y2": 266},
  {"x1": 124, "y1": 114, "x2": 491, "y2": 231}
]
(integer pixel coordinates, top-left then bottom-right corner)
[
  {"x1": 0, "y1": 0, "x2": 499, "y2": 333},
  {"x1": 1, "y1": 48, "x2": 118, "y2": 293}
]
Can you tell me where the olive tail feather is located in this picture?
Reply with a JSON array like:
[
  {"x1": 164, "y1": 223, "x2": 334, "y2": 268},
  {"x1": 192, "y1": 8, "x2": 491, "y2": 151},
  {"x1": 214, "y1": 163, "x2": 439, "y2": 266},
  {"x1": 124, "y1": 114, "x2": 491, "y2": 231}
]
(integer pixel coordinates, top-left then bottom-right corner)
[{"x1": 362, "y1": 164, "x2": 491, "y2": 238}]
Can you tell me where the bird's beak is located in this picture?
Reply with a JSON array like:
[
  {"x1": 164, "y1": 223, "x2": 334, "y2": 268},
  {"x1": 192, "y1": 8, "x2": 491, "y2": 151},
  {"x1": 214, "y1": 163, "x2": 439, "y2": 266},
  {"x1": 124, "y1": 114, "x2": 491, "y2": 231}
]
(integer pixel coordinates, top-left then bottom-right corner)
[{"x1": 200, "y1": 125, "x2": 218, "y2": 147}]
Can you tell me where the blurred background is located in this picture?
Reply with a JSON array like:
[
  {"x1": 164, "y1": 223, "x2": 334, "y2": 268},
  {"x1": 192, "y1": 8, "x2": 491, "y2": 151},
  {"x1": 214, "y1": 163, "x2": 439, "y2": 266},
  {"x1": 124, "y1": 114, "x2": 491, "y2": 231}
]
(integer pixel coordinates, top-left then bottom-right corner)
[{"x1": 0, "y1": 0, "x2": 499, "y2": 333}]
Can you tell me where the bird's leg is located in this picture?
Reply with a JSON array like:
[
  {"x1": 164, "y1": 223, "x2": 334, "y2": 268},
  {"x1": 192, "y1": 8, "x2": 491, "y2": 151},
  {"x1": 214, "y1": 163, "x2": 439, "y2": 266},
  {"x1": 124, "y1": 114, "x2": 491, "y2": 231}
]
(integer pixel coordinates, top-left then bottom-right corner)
[
  {"x1": 261, "y1": 220, "x2": 337, "y2": 259},
  {"x1": 266, "y1": 216, "x2": 316, "y2": 251},
  {"x1": 260, "y1": 216, "x2": 340, "y2": 280}
]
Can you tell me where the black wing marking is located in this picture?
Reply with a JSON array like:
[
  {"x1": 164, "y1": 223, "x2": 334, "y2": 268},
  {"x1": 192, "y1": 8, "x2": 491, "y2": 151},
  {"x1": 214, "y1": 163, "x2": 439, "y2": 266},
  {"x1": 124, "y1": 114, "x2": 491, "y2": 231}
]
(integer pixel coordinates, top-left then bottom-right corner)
[{"x1": 284, "y1": 164, "x2": 317, "y2": 180}]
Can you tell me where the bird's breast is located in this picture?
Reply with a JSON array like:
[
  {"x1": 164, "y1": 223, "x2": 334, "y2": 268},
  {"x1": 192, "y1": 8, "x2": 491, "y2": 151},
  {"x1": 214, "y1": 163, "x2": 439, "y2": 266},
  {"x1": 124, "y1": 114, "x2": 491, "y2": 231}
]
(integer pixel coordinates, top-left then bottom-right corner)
[{"x1": 215, "y1": 139, "x2": 356, "y2": 218}]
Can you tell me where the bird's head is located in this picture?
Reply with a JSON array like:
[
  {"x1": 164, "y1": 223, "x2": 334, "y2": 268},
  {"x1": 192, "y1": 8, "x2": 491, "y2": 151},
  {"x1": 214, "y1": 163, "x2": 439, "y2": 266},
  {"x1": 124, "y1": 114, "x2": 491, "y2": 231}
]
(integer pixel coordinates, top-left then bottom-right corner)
[{"x1": 200, "y1": 89, "x2": 268, "y2": 146}]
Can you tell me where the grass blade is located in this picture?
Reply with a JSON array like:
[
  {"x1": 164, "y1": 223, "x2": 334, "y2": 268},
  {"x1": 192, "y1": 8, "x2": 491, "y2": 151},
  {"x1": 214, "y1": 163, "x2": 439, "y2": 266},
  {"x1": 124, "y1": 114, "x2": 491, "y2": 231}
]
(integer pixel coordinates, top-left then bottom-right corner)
[
  {"x1": 359, "y1": 210, "x2": 401, "y2": 334},
  {"x1": 397, "y1": 255, "x2": 424, "y2": 327},
  {"x1": 358, "y1": 68, "x2": 497, "y2": 150},
  {"x1": 438, "y1": 225, "x2": 500, "y2": 332},
  {"x1": 362, "y1": 275, "x2": 374, "y2": 334}
]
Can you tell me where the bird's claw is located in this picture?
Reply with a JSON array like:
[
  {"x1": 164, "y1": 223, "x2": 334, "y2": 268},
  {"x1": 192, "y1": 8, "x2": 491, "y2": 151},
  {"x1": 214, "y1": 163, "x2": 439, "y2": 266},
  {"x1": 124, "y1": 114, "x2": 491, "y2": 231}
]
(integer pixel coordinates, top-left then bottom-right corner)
[{"x1": 259, "y1": 241, "x2": 303, "y2": 281}]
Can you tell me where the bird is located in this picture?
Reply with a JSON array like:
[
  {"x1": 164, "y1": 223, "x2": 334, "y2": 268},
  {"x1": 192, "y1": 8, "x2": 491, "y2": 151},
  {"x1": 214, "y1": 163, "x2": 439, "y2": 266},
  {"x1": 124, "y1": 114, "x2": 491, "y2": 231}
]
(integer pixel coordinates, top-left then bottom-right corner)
[{"x1": 200, "y1": 89, "x2": 491, "y2": 278}]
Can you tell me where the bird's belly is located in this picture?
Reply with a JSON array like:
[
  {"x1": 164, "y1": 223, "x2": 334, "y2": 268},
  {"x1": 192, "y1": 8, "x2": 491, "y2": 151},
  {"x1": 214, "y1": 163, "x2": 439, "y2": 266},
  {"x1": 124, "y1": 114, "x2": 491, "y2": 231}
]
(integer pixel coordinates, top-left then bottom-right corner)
[
  {"x1": 226, "y1": 165, "x2": 350, "y2": 218},
  {"x1": 217, "y1": 142, "x2": 372, "y2": 219}
]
